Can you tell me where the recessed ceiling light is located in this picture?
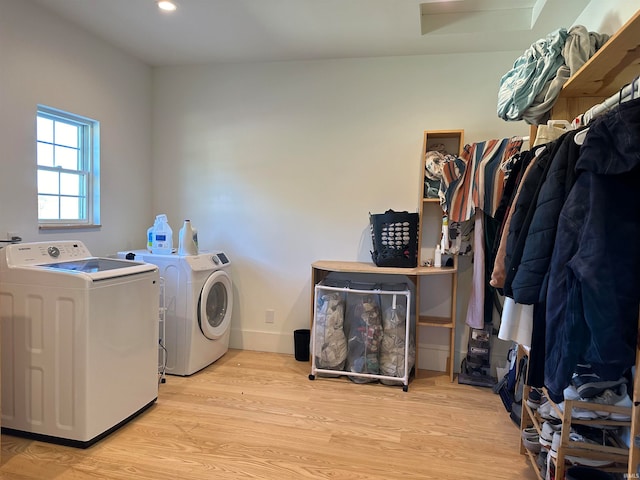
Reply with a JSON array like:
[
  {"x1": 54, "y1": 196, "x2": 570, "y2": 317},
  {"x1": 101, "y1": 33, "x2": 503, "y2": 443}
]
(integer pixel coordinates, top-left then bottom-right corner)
[{"x1": 157, "y1": 1, "x2": 177, "y2": 12}]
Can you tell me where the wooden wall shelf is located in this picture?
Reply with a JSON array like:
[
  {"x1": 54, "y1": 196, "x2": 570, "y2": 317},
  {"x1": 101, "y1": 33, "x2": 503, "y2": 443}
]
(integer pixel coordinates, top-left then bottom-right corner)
[
  {"x1": 530, "y1": 9, "x2": 640, "y2": 138},
  {"x1": 561, "y1": 9, "x2": 640, "y2": 98}
]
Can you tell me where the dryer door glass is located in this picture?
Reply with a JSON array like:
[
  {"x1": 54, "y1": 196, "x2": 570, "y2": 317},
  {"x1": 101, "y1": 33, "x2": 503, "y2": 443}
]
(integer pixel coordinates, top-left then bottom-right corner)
[{"x1": 199, "y1": 270, "x2": 233, "y2": 340}]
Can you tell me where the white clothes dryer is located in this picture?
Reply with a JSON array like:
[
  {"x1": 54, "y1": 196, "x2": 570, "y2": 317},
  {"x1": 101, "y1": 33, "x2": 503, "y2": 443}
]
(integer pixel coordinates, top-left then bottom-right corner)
[{"x1": 118, "y1": 250, "x2": 233, "y2": 376}]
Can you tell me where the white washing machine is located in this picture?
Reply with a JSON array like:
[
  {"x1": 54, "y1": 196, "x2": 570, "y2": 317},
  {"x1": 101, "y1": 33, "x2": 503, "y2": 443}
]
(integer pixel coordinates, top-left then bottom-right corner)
[
  {"x1": 118, "y1": 250, "x2": 233, "y2": 376},
  {"x1": 0, "y1": 241, "x2": 160, "y2": 447}
]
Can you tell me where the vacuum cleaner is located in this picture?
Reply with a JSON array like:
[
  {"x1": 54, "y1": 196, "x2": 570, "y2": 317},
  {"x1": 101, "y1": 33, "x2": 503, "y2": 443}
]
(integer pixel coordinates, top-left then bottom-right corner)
[{"x1": 458, "y1": 323, "x2": 496, "y2": 388}]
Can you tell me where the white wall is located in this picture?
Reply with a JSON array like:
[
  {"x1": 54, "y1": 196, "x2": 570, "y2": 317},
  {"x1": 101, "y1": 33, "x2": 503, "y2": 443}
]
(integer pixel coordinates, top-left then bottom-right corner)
[
  {"x1": 0, "y1": 0, "x2": 153, "y2": 256},
  {"x1": 575, "y1": 0, "x2": 638, "y2": 33},
  {"x1": 152, "y1": 53, "x2": 529, "y2": 367}
]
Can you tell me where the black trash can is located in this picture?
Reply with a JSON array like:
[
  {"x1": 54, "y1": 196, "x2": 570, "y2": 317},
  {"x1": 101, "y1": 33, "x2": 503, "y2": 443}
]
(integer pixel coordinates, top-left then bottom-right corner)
[
  {"x1": 293, "y1": 329, "x2": 310, "y2": 361},
  {"x1": 565, "y1": 466, "x2": 615, "y2": 480}
]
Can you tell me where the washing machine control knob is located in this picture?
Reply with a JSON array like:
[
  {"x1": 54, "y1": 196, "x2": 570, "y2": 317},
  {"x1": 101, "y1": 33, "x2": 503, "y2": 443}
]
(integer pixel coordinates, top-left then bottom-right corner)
[
  {"x1": 47, "y1": 246, "x2": 60, "y2": 258},
  {"x1": 211, "y1": 255, "x2": 220, "y2": 265}
]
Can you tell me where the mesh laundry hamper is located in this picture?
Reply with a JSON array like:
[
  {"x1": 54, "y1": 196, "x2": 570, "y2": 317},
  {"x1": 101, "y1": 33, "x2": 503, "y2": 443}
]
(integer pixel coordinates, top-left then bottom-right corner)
[{"x1": 344, "y1": 284, "x2": 382, "y2": 383}]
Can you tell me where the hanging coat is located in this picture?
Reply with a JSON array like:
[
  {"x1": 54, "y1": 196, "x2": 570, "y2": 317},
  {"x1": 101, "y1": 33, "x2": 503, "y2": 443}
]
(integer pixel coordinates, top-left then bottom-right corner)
[{"x1": 544, "y1": 97, "x2": 640, "y2": 403}]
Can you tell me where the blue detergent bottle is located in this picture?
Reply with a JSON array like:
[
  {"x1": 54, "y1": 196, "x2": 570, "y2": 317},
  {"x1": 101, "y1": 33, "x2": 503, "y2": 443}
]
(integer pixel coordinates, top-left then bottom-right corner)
[
  {"x1": 147, "y1": 216, "x2": 160, "y2": 252},
  {"x1": 151, "y1": 214, "x2": 173, "y2": 254}
]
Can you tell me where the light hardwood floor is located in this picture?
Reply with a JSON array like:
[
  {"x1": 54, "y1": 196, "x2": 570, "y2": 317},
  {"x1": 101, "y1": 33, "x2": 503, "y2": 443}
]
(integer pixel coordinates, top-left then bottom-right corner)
[{"x1": 0, "y1": 349, "x2": 537, "y2": 479}]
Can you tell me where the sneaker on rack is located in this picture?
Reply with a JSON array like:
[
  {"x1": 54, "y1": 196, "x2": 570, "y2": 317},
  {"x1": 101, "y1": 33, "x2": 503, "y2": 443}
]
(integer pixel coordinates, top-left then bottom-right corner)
[
  {"x1": 540, "y1": 421, "x2": 561, "y2": 447},
  {"x1": 549, "y1": 431, "x2": 614, "y2": 467},
  {"x1": 563, "y1": 384, "x2": 581, "y2": 400},
  {"x1": 549, "y1": 431, "x2": 562, "y2": 460},
  {"x1": 538, "y1": 400, "x2": 560, "y2": 420},
  {"x1": 526, "y1": 387, "x2": 543, "y2": 410},
  {"x1": 536, "y1": 449, "x2": 548, "y2": 472},
  {"x1": 590, "y1": 383, "x2": 633, "y2": 421},
  {"x1": 556, "y1": 400, "x2": 600, "y2": 420},
  {"x1": 536, "y1": 390, "x2": 600, "y2": 420},
  {"x1": 566, "y1": 456, "x2": 615, "y2": 468},
  {"x1": 557, "y1": 384, "x2": 601, "y2": 420},
  {"x1": 571, "y1": 364, "x2": 627, "y2": 398},
  {"x1": 522, "y1": 430, "x2": 541, "y2": 453}
]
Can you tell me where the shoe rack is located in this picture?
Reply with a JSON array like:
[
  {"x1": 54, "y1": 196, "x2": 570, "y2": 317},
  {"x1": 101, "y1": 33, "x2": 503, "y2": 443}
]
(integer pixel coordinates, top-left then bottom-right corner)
[
  {"x1": 628, "y1": 317, "x2": 640, "y2": 478},
  {"x1": 519, "y1": 349, "x2": 632, "y2": 479}
]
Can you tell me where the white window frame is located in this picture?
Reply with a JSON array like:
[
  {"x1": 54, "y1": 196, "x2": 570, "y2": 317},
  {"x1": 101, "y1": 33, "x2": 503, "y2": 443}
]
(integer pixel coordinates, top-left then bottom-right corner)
[{"x1": 36, "y1": 105, "x2": 100, "y2": 228}]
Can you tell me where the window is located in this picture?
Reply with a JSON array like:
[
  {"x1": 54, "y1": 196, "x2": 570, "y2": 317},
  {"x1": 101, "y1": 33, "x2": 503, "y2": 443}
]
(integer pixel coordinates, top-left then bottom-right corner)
[{"x1": 36, "y1": 106, "x2": 100, "y2": 226}]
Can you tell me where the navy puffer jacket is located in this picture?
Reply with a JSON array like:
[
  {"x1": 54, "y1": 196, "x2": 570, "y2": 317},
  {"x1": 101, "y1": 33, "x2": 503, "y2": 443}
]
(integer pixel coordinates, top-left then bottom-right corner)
[
  {"x1": 502, "y1": 140, "x2": 562, "y2": 298},
  {"x1": 510, "y1": 130, "x2": 582, "y2": 304}
]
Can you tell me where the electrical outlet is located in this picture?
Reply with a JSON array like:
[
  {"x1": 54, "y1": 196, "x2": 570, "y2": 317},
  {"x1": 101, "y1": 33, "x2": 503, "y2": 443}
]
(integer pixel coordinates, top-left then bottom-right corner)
[{"x1": 265, "y1": 309, "x2": 275, "y2": 324}]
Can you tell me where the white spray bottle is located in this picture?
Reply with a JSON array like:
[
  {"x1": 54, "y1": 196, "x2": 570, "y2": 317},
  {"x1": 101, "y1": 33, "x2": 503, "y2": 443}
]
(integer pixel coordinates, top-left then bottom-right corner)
[{"x1": 434, "y1": 245, "x2": 442, "y2": 268}]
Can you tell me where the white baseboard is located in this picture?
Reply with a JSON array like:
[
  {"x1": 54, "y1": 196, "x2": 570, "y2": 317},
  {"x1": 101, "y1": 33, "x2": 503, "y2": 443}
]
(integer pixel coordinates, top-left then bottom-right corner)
[
  {"x1": 231, "y1": 328, "x2": 509, "y2": 378},
  {"x1": 229, "y1": 327, "x2": 292, "y2": 354},
  {"x1": 417, "y1": 342, "x2": 454, "y2": 372}
]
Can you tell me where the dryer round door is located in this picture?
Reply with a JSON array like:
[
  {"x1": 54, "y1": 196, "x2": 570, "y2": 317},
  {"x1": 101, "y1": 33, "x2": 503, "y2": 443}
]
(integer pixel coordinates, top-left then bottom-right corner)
[{"x1": 198, "y1": 270, "x2": 233, "y2": 340}]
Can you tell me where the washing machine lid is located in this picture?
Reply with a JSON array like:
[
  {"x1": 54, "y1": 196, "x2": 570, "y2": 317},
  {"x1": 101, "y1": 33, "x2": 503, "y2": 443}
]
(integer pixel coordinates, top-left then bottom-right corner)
[
  {"x1": 3, "y1": 241, "x2": 156, "y2": 281},
  {"x1": 199, "y1": 270, "x2": 233, "y2": 340},
  {"x1": 40, "y1": 257, "x2": 155, "y2": 280}
]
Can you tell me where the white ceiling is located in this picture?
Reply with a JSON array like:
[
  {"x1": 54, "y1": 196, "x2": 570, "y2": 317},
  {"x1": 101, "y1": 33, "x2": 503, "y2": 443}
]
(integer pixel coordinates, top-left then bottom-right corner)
[{"x1": 31, "y1": 0, "x2": 590, "y2": 67}]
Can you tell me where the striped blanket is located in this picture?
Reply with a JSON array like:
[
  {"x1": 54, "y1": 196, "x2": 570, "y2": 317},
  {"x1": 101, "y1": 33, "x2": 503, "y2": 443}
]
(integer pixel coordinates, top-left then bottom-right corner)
[{"x1": 440, "y1": 136, "x2": 524, "y2": 222}]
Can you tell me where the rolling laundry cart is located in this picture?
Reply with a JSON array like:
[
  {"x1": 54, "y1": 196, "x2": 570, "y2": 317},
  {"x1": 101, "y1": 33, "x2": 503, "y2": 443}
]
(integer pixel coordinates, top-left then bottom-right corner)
[{"x1": 309, "y1": 281, "x2": 413, "y2": 391}]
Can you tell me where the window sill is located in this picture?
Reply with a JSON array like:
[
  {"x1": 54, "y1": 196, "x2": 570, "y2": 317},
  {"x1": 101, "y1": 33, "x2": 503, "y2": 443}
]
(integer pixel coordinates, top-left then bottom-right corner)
[{"x1": 39, "y1": 224, "x2": 102, "y2": 230}]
